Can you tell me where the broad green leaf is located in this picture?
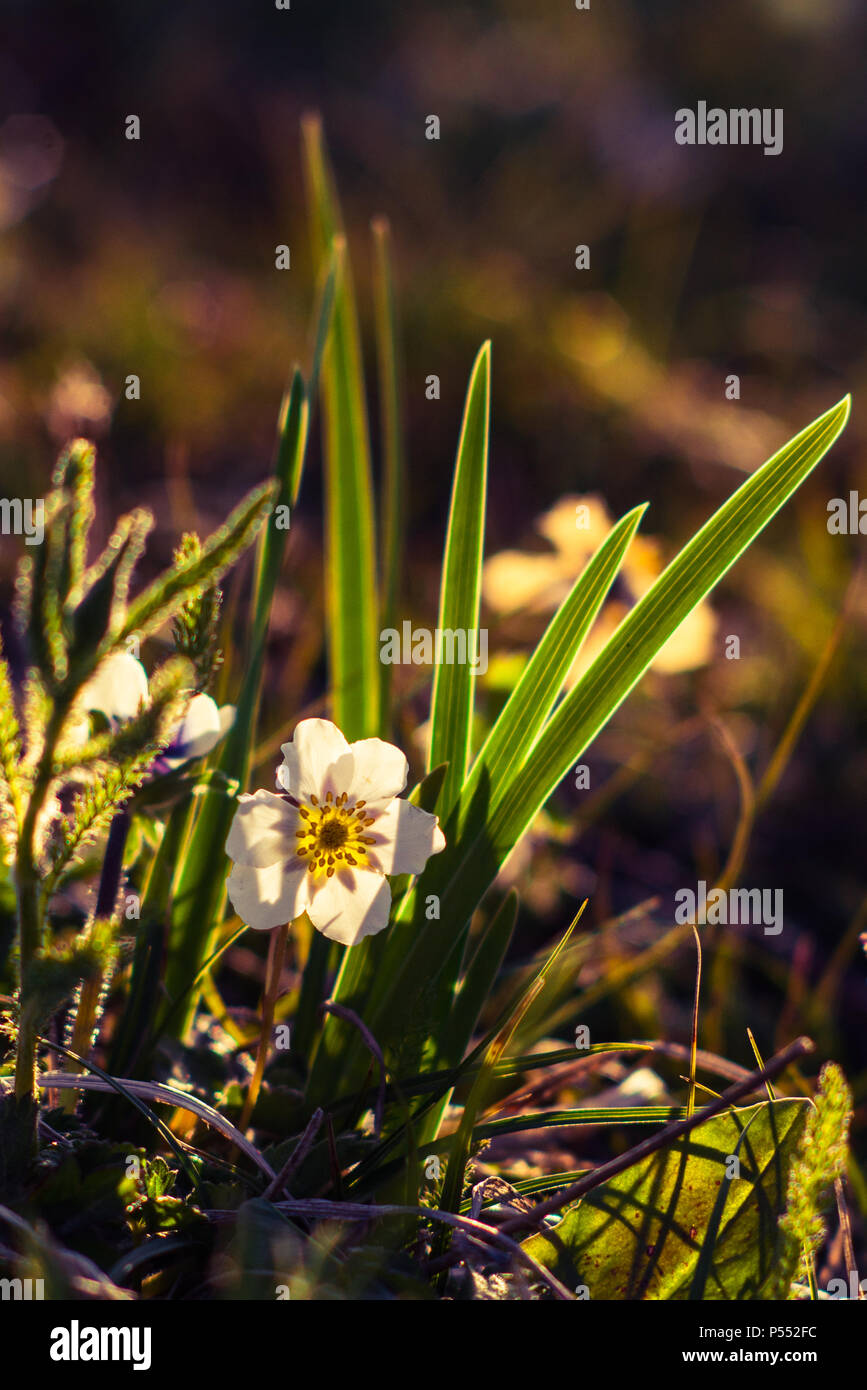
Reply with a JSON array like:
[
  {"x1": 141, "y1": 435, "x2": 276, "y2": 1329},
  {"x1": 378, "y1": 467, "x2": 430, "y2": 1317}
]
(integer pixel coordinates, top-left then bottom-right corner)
[
  {"x1": 523, "y1": 1099, "x2": 809, "y2": 1300},
  {"x1": 429, "y1": 342, "x2": 491, "y2": 815},
  {"x1": 303, "y1": 116, "x2": 379, "y2": 741}
]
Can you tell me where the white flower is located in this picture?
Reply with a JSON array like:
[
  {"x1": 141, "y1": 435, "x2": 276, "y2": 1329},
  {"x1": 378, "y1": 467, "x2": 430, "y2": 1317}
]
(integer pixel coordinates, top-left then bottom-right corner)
[
  {"x1": 79, "y1": 651, "x2": 149, "y2": 727},
  {"x1": 160, "y1": 693, "x2": 234, "y2": 770},
  {"x1": 74, "y1": 651, "x2": 233, "y2": 770},
  {"x1": 225, "y1": 717, "x2": 446, "y2": 946}
]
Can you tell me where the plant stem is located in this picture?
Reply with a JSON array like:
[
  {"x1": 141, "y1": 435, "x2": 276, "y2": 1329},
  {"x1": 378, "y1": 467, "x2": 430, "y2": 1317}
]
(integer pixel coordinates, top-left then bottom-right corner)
[
  {"x1": 13, "y1": 704, "x2": 68, "y2": 1102},
  {"x1": 238, "y1": 923, "x2": 288, "y2": 1134},
  {"x1": 62, "y1": 809, "x2": 130, "y2": 1110}
]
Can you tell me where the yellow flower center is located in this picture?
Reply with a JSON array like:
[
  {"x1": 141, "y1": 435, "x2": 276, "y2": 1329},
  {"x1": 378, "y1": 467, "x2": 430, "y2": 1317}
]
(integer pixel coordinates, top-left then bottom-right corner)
[{"x1": 294, "y1": 791, "x2": 378, "y2": 878}]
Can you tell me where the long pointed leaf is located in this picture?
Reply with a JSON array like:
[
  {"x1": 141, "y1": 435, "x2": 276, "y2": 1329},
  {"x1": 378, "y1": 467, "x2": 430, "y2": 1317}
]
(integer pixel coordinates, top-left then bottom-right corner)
[
  {"x1": 302, "y1": 116, "x2": 379, "y2": 741},
  {"x1": 369, "y1": 396, "x2": 851, "y2": 1073},
  {"x1": 429, "y1": 341, "x2": 491, "y2": 814}
]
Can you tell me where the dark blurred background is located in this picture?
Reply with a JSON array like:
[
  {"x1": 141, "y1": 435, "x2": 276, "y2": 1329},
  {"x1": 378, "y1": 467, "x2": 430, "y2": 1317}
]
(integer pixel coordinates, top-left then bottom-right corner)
[{"x1": 1, "y1": 1, "x2": 865, "y2": 1110}]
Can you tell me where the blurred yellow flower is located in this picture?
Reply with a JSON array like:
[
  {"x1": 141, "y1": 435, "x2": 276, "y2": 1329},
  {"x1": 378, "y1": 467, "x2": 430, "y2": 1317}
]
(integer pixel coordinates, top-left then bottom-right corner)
[{"x1": 482, "y1": 494, "x2": 715, "y2": 682}]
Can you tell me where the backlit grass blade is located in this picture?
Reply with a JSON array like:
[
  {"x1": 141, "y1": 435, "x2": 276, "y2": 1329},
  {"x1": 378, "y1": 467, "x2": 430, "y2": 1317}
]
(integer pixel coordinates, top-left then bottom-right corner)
[
  {"x1": 307, "y1": 494, "x2": 644, "y2": 1106},
  {"x1": 435, "y1": 906, "x2": 578, "y2": 1235},
  {"x1": 440, "y1": 889, "x2": 518, "y2": 1069},
  {"x1": 372, "y1": 217, "x2": 406, "y2": 736},
  {"x1": 477, "y1": 1106, "x2": 686, "y2": 1140},
  {"x1": 450, "y1": 499, "x2": 647, "y2": 847},
  {"x1": 428, "y1": 341, "x2": 491, "y2": 814},
  {"x1": 366, "y1": 395, "x2": 851, "y2": 1072},
  {"x1": 341, "y1": 502, "x2": 649, "y2": 1071},
  {"x1": 304, "y1": 346, "x2": 489, "y2": 1103},
  {"x1": 452, "y1": 394, "x2": 853, "y2": 905},
  {"x1": 302, "y1": 115, "x2": 379, "y2": 741},
  {"x1": 345, "y1": 910, "x2": 584, "y2": 1196}
]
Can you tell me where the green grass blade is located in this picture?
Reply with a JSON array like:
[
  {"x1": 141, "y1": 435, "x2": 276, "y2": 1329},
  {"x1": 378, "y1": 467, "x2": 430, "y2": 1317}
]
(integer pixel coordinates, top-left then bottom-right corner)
[
  {"x1": 428, "y1": 341, "x2": 491, "y2": 814},
  {"x1": 459, "y1": 394, "x2": 852, "y2": 897},
  {"x1": 345, "y1": 911, "x2": 584, "y2": 1194},
  {"x1": 302, "y1": 116, "x2": 379, "y2": 741},
  {"x1": 307, "y1": 501, "x2": 647, "y2": 1103},
  {"x1": 441, "y1": 889, "x2": 518, "y2": 1068},
  {"x1": 477, "y1": 1106, "x2": 686, "y2": 1140},
  {"x1": 346, "y1": 503, "x2": 648, "y2": 1070},
  {"x1": 365, "y1": 396, "x2": 851, "y2": 1068},
  {"x1": 450, "y1": 499, "x2": 648, "y2": 847},
  {"x1": 372, "y1": 217, "x2": 406, "y2": 736}
]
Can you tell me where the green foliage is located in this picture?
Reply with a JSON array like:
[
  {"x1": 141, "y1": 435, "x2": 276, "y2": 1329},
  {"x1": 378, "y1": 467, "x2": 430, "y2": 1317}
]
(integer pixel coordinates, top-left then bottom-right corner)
[
  {"x1": 4, "y1": 437, "x2": 273, "y2": 1117},
  {"x1": 17, "y1": 493, "x2": 70, "y2": 689},
  {"x1": 18, "y1": 931, "x2": 110, "y2": 1034},
  {"x1": 171, "y1": 533, "x2": 224, "y2": 691},
  {"x1": 429, "y1": 341, "x2": 490, "y2": 817},
  {"x1": 769, "y1": 1062, "x2": 853, "y2": 1298},
  {"x1": 309, "y1": 393, "x2": 851, "y2": 1119},
  {"x1": 67, "y1": 508, "x2": 153, "y2": 672},
  {"x1": 52, "y1": 438, "x2": 96, "y2": 600},
  {"x1": 153, "y1": 370, "x2": 311, "y2": 1044},
  {"x1": 0, "y1": 119, "x2": 857, "y2": 1304},
  {"x1": 303, "y1": 115, "x2": 380, "y2": 742},
  {"x1": 523, "y1": 1100, "x2": 809, "y2": 1299},
  {"x1": 118, "y1": 480, "x2": 274, "y2": 647},
  {"x1": 0, "y1": 640, "x2": 24, "y2": 849}
]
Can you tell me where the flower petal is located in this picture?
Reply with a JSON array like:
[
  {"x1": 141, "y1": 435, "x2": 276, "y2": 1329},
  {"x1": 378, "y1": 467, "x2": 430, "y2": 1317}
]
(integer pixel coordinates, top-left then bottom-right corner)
[
  {"x1": 365, "y1": 798, "x2": 446, "y2": 876},
  {"x1": 334, "y1": 737, "x2": 409, "y2": 806},
  {"x1": 225, "y1": 790, "x2": 300, "y2": 867},
  {"x1": 306, "y1": 866, "x2": 393, "y2": 946},
  {"x1": 80, "y1": 652, "x2": 150, "y2": 724},
  {"x1": 277, "y1": 718, "x2": 351, "y2": 797},
  {"x1": 226, "y1": 861, "x2": 310, "y2": 931},
  {"x1": 172, "y1": 693, "x2": 222, "y2": 760}
]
